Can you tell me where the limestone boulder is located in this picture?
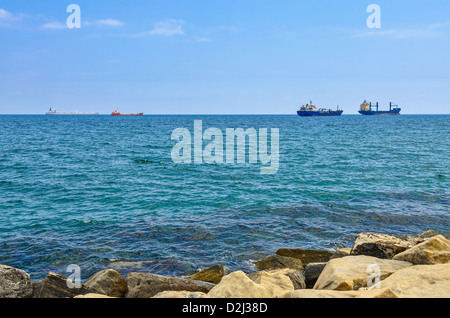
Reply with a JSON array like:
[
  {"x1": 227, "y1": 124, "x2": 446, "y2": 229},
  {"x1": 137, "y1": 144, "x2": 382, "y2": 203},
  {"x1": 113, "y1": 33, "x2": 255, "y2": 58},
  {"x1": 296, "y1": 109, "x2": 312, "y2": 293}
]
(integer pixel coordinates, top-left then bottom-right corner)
[
  {"x1": 276, "y1": 248, "x2": 333, "y2": 264},
  {"x1": 372, "y1": 263, "x2": 450, "y2": 298},
  {"x1": 187, "y1": 264, "x2": 225, "y2": 285},
  {"x1": 0, "y1": 264, "x2": 33, "y2": 298},
  {"x1": 350, "y1": 232, "x2": 423, "y2": 259},
  {"x1": 38, "y1": 272, "x2": 95, "y2": 298},
  {"x1": 393, "y1": 235, "x2": 450, "y2": 265},
  {"x1": 84, "y1": 269, "x2": 127, "y2": 298},
  {"x1": 206, "y1": 270, "x2": 293, "y2": 298},
  {"x1": 74, "y1": 293, "x2": 116, "y2": 298},
  {"x1": 126, "y1": 272, "x2": 214, "y2": 298},
  {"x1": 253, "y1": 255, "x2": 303, "y2": 271},
  {"x1": 419, "y1": 230, "x2": 438, "y2": 239},
  {"x1": 313, "y1": 256, "x2": 412, "y2": 291},
  {"x1": 248, "y1": 268, "x2": 305, "y2": 290},
  {"x1": 247, "y1": 269, "x2": 296, "y2": 296},
  {"x1": 152, "y1": 291, "x2": 206, "y2": 298},
  {"x1": 279, "y1": 288, "x2": 399, "y2": 298},
  {"x1": 207, "y1": 271, "x2": 272, "y2": 298}
]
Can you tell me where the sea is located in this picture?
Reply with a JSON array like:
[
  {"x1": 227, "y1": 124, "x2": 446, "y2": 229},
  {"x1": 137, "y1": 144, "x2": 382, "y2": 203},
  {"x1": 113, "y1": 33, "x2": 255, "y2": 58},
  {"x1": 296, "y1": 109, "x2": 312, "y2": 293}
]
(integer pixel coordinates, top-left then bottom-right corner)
[{"x1": 0, "y1": 114, "x2": 448, "y2": 280}]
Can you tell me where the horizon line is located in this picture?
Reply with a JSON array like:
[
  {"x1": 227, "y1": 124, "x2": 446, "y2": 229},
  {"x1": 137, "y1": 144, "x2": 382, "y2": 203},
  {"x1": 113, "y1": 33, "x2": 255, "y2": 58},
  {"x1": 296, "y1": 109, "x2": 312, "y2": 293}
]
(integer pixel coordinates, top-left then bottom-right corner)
[{"x1": 0, "y1": 113, "x2": 449, "y2": 116}]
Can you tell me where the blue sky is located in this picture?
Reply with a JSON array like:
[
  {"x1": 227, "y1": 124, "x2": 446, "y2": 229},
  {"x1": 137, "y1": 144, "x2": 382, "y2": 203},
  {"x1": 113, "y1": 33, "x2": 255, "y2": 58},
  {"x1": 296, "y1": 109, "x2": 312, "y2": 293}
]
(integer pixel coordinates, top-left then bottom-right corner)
[{"x1": 1, "y1": 0, "x2": 449, "y2": 114}]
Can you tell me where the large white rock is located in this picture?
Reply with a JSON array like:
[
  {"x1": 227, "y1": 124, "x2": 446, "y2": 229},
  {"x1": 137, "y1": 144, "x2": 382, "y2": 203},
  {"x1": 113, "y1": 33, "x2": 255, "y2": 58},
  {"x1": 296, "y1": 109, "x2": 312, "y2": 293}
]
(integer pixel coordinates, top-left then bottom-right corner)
[
  {"x1": 74, "y1": 293, "x2": 116, "y2": 298},
  {"x1": 247, "y1": 269, "x2": 295, "y2": 296},
  {"x1": 207, "y1": 271, "x2": 272, "y2": 298},
  {"x1": 206, "y1": 270, "x2": 294, "y2": 298},
  {"x1": 152, "y1": 291, "x2": 206, "y2": 298},
  {"x1": 392, "y1": 235, "x2": 450, "y2": 265},
  {"x1": 278, "y1": 288, "x2": 399, "y2": 298},
  {"x1": 371, "y1": 263, "x2": 450, "y2": 298},
  {"x1": 248, "y1": 268, "x2": 305, "y2": 290},
  {"x1": 313, "y1": 256, "x2": 412, "y2": 291}
]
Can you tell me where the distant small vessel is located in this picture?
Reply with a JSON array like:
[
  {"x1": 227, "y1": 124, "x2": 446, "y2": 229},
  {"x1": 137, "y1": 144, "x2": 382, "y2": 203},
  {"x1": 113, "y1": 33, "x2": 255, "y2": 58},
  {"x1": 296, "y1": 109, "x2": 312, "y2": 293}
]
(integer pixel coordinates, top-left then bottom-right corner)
[
  {"x1": 111, "y1": 110, "x2": 144, "y2": 116},
  {"x1": 297, "y1": 102, "x2": 343, "y2": 117},
  {"x1": 359, "y1": 101, "x2": 401, "y2": 115},
  {"x1": 46, "y1": 108, "x2": 99, "y2": 115}
]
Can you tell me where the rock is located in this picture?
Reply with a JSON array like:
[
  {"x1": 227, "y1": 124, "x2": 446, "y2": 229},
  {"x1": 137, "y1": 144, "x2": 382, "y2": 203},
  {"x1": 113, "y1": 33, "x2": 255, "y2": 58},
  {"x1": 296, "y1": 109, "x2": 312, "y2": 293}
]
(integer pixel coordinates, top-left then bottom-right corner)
[
  {"x1": 187, "y1": 264, "x2": 225, "y2": 285},
  {"x1": 419, "y1": 230, "x2": 438, "y2": 238},
  {"x1": 31, "y1": 281, "x2": 44, "y2": 298},
  {"x1": 304, "y1": 262, "x2": 327, "y2": 289},
  {"x1": 253, "y1": 255, "x2": 303, "y2": 271},
  {"x1": 126, "y1": 273, "x2": 215, "y2": 298},
  {"x1": 248, "y1": 270, "x2": 294, "y2": 296},
  {"x1": 372, "y1": 263, "x2": 450, "y2": 298},
  {"x1": 84, "y1": 269, "x2": 127, "y2": 298},
  {"x1": 276, "y1": 248, "x2": 333, "y2": 264},
  {"x1": 248, "y1": 268, "x2": 303, "y2": 293},
  {"x1": 350, "y1": 232, "x2": 423, "y2": 259},
  {"x1": 392, "y1": 235, "x2": 450, "y2": 265},
  {"x1": 278, "y1": 288, "x2": 399, "y2": 298},
  {"x1": 207, "y1": 271, "x2": 271, "y2": 298},
  {"x1": 152, "y1": 291, "x2": 206, "y2": 298},
  {"x1": 38, "y1": 272, "x2": 95, "y2": 298},
  {"x1": 0, "y1": 264, "x2": 33, "y2": 298},
  {"x1": 206, "y1": 271, "x2": 290, "y2": 298},
  {"x1": 313, "y1": 256, "x2": 412, "y2": 291},
  {"x1": 277, "y1": 269, "x2": 306, "y2": 290},
  {"x1": 330, "y1": 248, "x2": 352, "y2": 259},
  {"x1": 74, "y1": 293, "x2": 116, "y2": 298}
]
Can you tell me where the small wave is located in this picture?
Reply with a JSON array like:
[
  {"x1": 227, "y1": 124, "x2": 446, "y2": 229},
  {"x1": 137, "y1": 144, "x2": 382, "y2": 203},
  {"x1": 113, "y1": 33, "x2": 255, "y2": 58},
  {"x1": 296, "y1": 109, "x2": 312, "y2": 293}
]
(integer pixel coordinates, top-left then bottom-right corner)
[{"x1": 133, "y1": 158, "x2": 165, "y2": 165}]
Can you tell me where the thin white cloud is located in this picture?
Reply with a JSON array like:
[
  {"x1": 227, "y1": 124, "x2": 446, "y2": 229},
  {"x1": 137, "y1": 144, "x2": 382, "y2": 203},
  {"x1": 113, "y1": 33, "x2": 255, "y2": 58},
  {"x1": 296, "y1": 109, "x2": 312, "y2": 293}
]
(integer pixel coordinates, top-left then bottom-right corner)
[
  {"x1": 354, "y1": 28, "x2": 436, "y2": 39},
  {"x1": 0, "y1": 8, "x2": 24, "y2": 26},
  {"x1": 353, "y1": 22, "x2": 450, "y2": 39},
  {"x1": 41, "y1": 21, "x2": 67, "y2": 30},
  {"x1": 0, "y1": 8, "x2": 22, "y2": 21},
  {"x1": 96, "y1": 18, "x2": 125, "y2": 27},
  {"x1": 135, "y1": 19, "x2": 185, "y2": 37}
]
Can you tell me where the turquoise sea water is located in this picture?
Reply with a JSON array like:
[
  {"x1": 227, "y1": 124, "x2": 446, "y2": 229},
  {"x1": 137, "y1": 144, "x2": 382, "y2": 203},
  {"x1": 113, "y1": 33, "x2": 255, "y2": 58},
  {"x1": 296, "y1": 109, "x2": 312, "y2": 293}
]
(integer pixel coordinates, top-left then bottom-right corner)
[{"x1": 0, "y1": 115, "x2": 449, "y2": 280}]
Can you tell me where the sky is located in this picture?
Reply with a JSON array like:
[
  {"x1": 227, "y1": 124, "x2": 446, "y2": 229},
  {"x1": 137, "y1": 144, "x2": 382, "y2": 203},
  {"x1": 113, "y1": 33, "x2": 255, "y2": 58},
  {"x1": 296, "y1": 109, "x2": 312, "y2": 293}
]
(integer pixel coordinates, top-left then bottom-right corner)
[{"x1": 0, "y1": 0, "x2": 449, "y2": 114}]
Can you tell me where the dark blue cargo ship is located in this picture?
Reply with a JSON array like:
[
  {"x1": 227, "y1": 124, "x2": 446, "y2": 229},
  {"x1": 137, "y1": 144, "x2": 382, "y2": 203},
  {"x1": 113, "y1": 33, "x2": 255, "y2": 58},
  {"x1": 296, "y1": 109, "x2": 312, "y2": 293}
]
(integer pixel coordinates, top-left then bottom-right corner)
[
  {"x1": 297, "y1": 102, "x2": 343, "y2": 117},
  {"x1": 359, "y1": 101, "x2": 401, "y2": 115}
]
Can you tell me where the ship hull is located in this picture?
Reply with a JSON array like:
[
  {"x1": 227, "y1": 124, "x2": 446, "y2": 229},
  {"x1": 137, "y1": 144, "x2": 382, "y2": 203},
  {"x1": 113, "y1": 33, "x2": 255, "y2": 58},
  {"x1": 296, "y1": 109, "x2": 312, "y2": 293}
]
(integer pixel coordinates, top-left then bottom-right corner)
[
  {"x1": 111, "y1": 113, "x2": 144, "y2": 116},
  {"x1": 46, "y1": 113, "x2": 99, "y2": 115},
  {"x1": 297, "y1": 110, "x2": 343, "y2": 117},
  {"x1": 358, "y1": 110, "x2": 401, "y2": 116}
]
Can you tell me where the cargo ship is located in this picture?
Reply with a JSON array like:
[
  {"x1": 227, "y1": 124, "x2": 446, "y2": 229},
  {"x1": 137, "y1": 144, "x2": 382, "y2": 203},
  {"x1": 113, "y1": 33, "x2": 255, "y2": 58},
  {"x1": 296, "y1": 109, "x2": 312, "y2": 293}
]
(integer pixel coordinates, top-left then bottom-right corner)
[
  {"x1": 46, "y1": 108, "x2": 99, "y2": 115},
  {"x1": 297, "y1": 102, "x2": 343, "y2": 117},
  {"x1": 359, "y1": 101, "x2": 401, "y2": 115},
  {"x1": 111, "y1": 110, "x2": 144, "y2": 116}
]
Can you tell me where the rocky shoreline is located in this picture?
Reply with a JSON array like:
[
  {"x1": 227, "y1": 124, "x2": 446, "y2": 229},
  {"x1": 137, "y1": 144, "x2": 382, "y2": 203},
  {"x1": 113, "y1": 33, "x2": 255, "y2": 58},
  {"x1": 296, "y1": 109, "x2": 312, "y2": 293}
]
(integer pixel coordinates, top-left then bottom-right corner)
[{"x1": 1, "y1": 230, "x2": 449, "y2": 298}]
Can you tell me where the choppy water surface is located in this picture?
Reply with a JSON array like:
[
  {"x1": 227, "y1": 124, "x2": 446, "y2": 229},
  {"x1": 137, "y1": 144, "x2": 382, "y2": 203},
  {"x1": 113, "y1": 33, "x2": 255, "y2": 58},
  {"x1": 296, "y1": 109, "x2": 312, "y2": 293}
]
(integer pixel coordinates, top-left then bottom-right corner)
[{"x1": 0, "y1": 115, "x2": 448, "y2": 280}]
